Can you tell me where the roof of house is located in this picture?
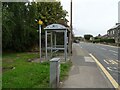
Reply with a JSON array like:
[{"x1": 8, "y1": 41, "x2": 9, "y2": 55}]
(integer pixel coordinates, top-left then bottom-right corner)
[
  {"x1": 108, "y1": 24, "x2": 120, "y2": 32},
  {"x1": 101, "y1": 34, "x2": 108, "y2": 37},
  {"x1": 110, "y1": 24, "x2": 120, "y2": 29}
]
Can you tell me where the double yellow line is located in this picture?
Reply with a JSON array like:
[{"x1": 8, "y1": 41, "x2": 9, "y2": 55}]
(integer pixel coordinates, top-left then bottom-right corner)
[{"x1": 89, "y1": 54, "x2": 120, "y2": 90}]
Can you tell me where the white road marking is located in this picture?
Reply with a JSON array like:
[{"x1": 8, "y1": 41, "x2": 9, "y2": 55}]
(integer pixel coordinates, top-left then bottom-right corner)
[
  {"x1": 100, "y1": 48, "x2": 107, "y2": 50},
  {"x1": 115, "y1": 60, "x2": 120, "y2": 63},
  {"x1": 104, "y1": 59, "x2": 118, "y2": 65},
  {"x1": 84, "y1": 57, "x2": 95, "y2": 62},
  {"x1": 99, "y1": 43, "x2": 119, "y2": 48},
  {"x1": 113, "y1": 54, "x2": 117, "y2": 56},
  {"x1": 89, "y1": 53, "x2": 119, "y2": 88},
  {"x1": 107, "y1": 67, "x2": 119, "y2": 73},
  {"x1": 109, "y1": 60, "x2": 118, "y2": 65},
  {"x1": 109, "y1": 50, "x2": 118, "y2": 54},
  {"x1": 116, "y1": 60, "x2": 118, "y2": 62},
  {"x1": 113, "y1": 67, "x2": 117, "y2": 69},
  {"x1": 107, "y1": 67, "x2": 113, "y2": 71},
  {"x1": 104, "y1": 59, "x2": 109, "y2": 64}
]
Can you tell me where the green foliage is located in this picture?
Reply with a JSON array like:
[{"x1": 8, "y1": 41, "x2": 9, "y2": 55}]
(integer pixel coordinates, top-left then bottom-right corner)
[
  {"x1": 93, "y1": 38, "x2": 115, "y2": 43},
  {"x1": 60, "y1": 61, "x2": 72, "y2": 81},
  {"x1": 105, "y1": 38, "x2": 115, "y2": 43},
  {"x1": 2, "y1": 2, "x2": 38, "y2": 51},
  {"x1": 84, "y1": 34, "x2": 93, "y2": 40},
  {"x1": 93, "y1": 39, "x2": 100, "y2": 43},
  {"x1": 2, "y1": 2, "x2": 68, "y2": 52},
  {"x1": 94, "y1": 37, "x2": 100, "y2": 39}
]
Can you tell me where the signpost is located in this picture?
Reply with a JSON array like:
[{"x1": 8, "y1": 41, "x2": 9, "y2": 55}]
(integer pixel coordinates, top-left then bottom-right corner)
[{"x1": 38, "y1": 20, "x2": 43, "y2": 63}]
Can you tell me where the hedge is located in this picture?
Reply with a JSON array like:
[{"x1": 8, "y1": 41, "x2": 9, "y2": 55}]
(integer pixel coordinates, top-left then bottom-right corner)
[{"x1": 93, "y1": 38, "x2": 115, "y2": 43}]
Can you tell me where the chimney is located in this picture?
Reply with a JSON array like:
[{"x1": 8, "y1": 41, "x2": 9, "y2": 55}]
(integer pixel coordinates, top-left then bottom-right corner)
[{"x1": 116, "y1": 23, "x2": 120, "y2": 25}]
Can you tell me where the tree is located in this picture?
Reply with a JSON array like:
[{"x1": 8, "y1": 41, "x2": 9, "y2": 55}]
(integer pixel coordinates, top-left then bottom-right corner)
[
  {"x1": 2, "y1": 2, "x2": 39, "y2": 51},
  {"x1": 84, "y1": 34, "x2": 93, "y2": 41},
  {"x1": 98, "y1": 34, "x2": 101, "y2": 37},
  {"x1": 2, "y1": 1, "x2": 68, "y2": 52}
]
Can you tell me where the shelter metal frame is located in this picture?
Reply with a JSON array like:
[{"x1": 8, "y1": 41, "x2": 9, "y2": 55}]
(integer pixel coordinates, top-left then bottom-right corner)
[{"x1": 44, "y1": 24, "x2": 68, "y2": 61}]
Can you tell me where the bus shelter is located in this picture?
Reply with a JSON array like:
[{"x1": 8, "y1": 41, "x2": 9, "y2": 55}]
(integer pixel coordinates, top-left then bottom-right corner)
[{"x1": 44, "y1": 24, "x2": 69, "y2": 61}]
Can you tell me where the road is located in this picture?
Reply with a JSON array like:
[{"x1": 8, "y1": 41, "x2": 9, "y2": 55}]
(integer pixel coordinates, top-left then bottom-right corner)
[{"x1": 79, "y1": 42, "x2": 120, "y2": 85}]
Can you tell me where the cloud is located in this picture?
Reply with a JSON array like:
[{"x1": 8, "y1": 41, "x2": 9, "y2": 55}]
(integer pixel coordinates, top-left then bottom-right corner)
[{"x1": 61, "y1": 0, "x2": 119, "y2": 36}]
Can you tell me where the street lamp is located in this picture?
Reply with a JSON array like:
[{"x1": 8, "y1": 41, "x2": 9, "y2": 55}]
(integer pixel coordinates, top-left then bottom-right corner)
[{"x1": 38, "y1": 19, "x2": 43, "y2": 63}]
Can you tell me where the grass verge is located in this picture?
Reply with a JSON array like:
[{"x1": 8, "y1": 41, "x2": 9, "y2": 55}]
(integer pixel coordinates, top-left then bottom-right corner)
[{"x1": 2, "y1": 52, "x2": 72, "y2": 88}]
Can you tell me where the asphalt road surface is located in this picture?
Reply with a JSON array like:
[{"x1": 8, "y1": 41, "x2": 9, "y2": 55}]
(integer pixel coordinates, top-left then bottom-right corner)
[{"x1": 79, "y1": 42, "x2": 120, "y2": 85}]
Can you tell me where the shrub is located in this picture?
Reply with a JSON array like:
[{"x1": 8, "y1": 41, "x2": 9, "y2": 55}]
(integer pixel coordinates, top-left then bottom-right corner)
[{"x1": 93, "y1": 38, "x2": 115, "y2": 43}]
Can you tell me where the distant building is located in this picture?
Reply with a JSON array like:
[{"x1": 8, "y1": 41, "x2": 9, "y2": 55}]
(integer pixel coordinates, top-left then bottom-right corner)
[
  {"x1": 101, "y1": 34, "x2": 108, "y2": 38},
  {"x1": 107, "y1": 23, "x2": 120, "y2": 44}
]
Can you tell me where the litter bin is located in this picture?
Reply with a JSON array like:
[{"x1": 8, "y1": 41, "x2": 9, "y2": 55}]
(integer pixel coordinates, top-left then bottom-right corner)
[{"x1": 50, "y1": 58, "x2": 60, "y2": 88}]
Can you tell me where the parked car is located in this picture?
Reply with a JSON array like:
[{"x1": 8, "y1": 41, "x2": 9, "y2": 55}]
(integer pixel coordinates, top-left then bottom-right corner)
[{"x1": 74, "y1": 40, "x2": 79, "y2": 43}]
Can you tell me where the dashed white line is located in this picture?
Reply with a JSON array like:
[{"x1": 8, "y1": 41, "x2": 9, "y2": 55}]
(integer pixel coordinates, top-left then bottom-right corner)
[
  {"x1": 104, "y1": 59, "x2": 109, "y2": 64},
  {"x1": 100, "y1": 48, "x2": 107, "y2": 50},
  {"x1": 109, "y1": 50, "x2": 118, "y2": 54},
  {"x1": 113, "y1": 54, "x2": 117, "y2": 56},
  {"x1": 107, "y1": 67, "x2": 119, "y2": 73},
  {"x1": 107, "y1": 67, "x2": 113, "y2": 71}
]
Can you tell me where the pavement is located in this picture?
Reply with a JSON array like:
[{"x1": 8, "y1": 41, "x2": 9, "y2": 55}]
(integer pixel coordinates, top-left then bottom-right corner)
[{"x1": 62, "y1": 43, "x2": 114, "y2": 88}]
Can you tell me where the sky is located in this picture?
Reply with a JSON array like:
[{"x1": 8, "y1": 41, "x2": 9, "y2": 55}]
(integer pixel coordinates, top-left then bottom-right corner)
[{"x1": 61, "y1": 0, "x2": 120, "y2": 37}]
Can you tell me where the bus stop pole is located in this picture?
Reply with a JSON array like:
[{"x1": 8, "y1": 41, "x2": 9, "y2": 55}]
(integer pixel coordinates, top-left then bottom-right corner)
[{"x1": 39, "y1": 24, "x2": 41, "y2": 62}]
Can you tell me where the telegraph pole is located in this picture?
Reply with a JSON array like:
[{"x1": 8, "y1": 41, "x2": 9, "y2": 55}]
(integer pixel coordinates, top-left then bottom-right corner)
[{"x1": 69, "y1": 0, "x2": 73, "y2": 55}]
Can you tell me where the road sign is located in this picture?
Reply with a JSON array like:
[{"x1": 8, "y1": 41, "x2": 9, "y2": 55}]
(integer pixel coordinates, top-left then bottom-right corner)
[{"x1": 38, "y1": 20, "x2": 43, "y2": 25}]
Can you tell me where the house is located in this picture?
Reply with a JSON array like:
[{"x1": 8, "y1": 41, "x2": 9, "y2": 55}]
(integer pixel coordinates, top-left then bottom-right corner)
[
  {"x1": 101, "y1": 34, "x2": 108, "y2": 38},
  {"x1": 107, "y1": 23, "x2": 120, "y2": 44}
]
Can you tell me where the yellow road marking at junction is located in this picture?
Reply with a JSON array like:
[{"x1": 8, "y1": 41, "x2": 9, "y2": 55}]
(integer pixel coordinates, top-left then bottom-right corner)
[
  {"x1": 116, "y1": 60, "x2": 120, "y2": 63},
  {"x1": 104, "y1": 59, "x2": 118, "y2": 65},
  {"x1": 109, "y1": 60, "x2": 118, "y2": 65},
  {"x1": 89, "y1": 54, "x2": 120, "y2": 90}
]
